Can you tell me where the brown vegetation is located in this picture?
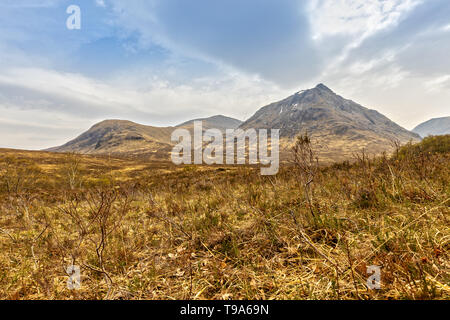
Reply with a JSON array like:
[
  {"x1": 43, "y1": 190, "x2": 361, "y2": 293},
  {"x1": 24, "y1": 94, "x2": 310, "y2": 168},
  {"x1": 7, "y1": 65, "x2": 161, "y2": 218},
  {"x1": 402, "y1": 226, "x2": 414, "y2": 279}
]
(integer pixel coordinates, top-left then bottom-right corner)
[{"x1": 0, "y1": 136, "x2": 449, "y2": 300}]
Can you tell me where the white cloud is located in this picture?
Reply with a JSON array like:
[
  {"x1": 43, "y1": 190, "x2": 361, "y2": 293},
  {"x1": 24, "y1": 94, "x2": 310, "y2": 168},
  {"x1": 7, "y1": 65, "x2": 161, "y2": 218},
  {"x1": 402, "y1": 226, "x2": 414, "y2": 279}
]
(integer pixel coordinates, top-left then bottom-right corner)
[
  {"x1": 0, "y1": 66, "x2": 291, "y2": 149},
  {"x1": 442, "y1": 24, "x2": 450, "y2": 31},
  {"x1": 95, "y1": 0, "x2": 106, "y2": 7},
  {"x1": 0, "y1": 0, "x2": 59, "y2": 8},
  {"x1": 309, "y1": 0, "x2": 421, "y2": 40},
  {"x1": 107, "y1": 0, "x2": 320, "y2": 87},
  {"x1": 425, "y1": 74, "x2": 450, "y2": 92}
]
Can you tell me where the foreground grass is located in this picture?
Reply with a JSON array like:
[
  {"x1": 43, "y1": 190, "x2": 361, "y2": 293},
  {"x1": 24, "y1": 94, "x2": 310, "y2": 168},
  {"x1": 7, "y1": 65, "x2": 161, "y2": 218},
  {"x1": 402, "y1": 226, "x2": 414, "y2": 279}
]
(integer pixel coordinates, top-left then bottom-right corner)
[{"x1": 0, "y1": 136, "x2": 449, "y2": 300}]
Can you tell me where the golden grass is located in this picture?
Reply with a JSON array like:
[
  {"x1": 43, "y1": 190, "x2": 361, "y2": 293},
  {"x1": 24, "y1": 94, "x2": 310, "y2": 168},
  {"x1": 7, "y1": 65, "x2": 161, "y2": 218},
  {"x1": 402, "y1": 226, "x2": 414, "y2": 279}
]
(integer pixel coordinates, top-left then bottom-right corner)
[{"x1": 0, "y1": 137, "x2": 448, "y2": 300}]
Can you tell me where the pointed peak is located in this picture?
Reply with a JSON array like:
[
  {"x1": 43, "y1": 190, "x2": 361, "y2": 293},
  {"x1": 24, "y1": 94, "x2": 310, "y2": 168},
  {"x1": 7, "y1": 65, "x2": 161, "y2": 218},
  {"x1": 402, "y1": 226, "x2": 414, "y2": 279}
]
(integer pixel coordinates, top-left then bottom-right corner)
[{"x1": 315, "y1": 83, "x2": 333, "y2": 92}]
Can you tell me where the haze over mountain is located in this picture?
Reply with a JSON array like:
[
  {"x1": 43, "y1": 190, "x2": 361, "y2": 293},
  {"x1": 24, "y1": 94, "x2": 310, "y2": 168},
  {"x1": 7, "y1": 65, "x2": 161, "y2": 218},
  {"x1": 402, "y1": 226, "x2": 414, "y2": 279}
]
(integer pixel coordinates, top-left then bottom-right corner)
[
  {"x1": 48, "y1": 84, "x2": 421, "y2": 162},
  {"x1": 177, "y1": 115, "x2": 242, "y2": 132},
  {"x1": 412, "y1": 117, "x2": 450, "y2": 138}
]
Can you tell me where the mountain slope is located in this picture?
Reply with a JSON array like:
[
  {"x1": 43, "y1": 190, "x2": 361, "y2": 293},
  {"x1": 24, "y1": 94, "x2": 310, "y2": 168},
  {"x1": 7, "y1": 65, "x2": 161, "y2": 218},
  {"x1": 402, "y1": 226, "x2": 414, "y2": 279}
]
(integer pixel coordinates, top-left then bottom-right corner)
[
  {"x1": 412, "y1": 116, "x2": 450, "y2": 138},
  {"x1": 177, "y1": 115, "x2": 242, "y2": 132},
  {"x1": 239, "y1": 84, "x2": 421, "y2": 161},
  {"x1": 46, "y1": 120, "x2": 175, "y2": 159},
  {"x1": 47, "y1": 115, "x2": 243, "y2": 159}
]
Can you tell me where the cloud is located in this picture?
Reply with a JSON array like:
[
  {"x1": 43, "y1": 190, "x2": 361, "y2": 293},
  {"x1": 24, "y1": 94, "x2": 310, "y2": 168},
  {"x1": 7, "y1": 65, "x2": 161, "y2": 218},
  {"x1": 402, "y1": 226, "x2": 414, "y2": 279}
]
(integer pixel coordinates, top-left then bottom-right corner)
[
  {"x1": 425, "y1": 75, "x2": 450, "y2": 92},
  {"x1": 95, "y1": 0, "x2": 106, "y2": 7},
  {"x1": 308, "y1": 0, "x2": 420, "y2": 39},
  {"x1": 335, "y1": 0, "x2": 450, "y2": 74},
  {"x1": 0, "y1": 66, "x2": 291, "y2": 149},
  {"x1": 0, "y1": 0, "x2": 60, "y2": 8},
  {"x1": 105, "y1": 0, "x2": 426, "y2": 89},
  {"x1": 109, "y1": 0, "x2": 320, "y2": 87}
]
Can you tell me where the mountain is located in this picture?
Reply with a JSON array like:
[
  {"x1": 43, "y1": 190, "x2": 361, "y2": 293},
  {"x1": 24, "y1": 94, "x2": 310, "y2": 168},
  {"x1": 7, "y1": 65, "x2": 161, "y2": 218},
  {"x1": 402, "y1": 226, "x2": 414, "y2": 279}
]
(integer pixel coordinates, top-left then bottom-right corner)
[
  {"x1": 47, "y1": 115, "x2": 242, "y2": 159},
  {"x1": 46, "y1": 120, "x2": 174, "y2": 159},
  {"x1": 48, "y1": 85, "x2": 421, "y2": 162},
  {"x1": 177, "y1": 115, "x2": 242, "y2": 132},
  {"x1": 239, "y1": 84, "x2": 421, "y2": 161},
  {"x1": 412, "y1": 116, "x2": 450, "y2": 138}
]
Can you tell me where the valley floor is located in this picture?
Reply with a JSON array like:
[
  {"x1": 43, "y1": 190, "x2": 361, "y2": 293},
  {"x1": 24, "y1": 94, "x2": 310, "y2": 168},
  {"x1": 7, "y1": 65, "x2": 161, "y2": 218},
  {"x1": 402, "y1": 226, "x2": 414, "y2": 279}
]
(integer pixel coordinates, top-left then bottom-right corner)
[{"x1": 0, "y1": 136, "x2": 449, "y2": 300}]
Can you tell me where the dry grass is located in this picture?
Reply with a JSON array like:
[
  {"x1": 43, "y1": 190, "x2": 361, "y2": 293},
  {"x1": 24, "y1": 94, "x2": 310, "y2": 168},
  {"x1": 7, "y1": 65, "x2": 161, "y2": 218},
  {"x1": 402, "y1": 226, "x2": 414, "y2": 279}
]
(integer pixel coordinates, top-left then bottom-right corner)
[{"x1": 0, "y1": 136, "x2": 449, "y2": 300}]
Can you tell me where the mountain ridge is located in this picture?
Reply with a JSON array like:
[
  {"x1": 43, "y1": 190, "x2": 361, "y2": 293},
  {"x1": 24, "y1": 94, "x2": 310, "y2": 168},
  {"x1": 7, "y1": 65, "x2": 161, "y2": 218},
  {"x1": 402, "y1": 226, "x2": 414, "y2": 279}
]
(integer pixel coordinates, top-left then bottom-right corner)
[
  {"x1": 46, "y1": 115, "x2": 242, "y2": 158},
  {"x1": 239, "y1": 84, "x2": 420, "y2": 161},
  {"x1": 48, "y1": 84, "x2": 421, "y2": 162},
  {"x1": 177, "y1": 115, "x2": 242, "y2": 132},
  {"x1": 412, "y1": 116, "x2": 450, "y2": 138}
]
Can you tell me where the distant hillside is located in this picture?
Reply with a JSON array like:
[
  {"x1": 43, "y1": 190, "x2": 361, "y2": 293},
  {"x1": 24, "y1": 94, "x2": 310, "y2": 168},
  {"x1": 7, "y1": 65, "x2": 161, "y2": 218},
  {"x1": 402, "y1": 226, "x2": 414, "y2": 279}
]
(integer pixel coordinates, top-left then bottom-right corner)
[
  {"x1": 46, "y1": 120, "x2": 174, "y2": 159},
  {"x1": 239, "y1": 84, "x2": 421, "y2": 161},
  {"x1": 47, "y1": 115, "x2": 242, "y2": 159},
  {"x1": 412, "y1": 116, "x2": 450, "y2": 138},
  {"x1": 177, "y1": 115, "x2": 242, "y2": 132}
]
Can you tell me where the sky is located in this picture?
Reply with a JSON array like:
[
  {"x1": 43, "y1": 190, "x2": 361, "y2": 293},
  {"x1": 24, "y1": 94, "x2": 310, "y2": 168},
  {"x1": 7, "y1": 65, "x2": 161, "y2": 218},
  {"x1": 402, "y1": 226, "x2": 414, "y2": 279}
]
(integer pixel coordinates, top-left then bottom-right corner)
[{"x1": 0, "y1": 0, "x2": 449, "y2": 149}]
